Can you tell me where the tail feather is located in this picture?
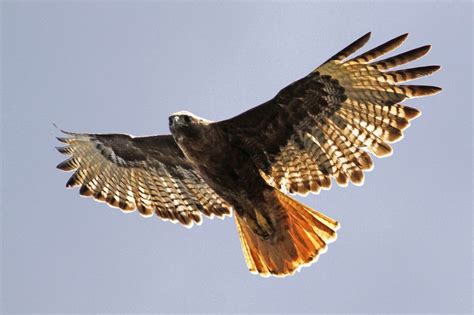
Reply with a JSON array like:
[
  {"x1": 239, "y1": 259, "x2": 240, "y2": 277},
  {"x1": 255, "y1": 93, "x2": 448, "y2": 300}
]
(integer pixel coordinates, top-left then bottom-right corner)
[{"x1": 235, "y1": 189, "x2": 339, "y2": 277}]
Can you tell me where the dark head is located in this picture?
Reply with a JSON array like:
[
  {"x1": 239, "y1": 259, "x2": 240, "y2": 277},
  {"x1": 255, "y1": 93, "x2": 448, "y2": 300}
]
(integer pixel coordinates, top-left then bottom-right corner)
[{"x1": 168, "y1": 111, "x2": 210, "y2": 143}]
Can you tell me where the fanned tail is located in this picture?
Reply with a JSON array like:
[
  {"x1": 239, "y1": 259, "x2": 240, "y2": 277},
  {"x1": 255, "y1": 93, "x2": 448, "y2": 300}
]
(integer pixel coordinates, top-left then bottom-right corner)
[{"x1": 234, "y1": 189, "x2": 339, "y2": 277}]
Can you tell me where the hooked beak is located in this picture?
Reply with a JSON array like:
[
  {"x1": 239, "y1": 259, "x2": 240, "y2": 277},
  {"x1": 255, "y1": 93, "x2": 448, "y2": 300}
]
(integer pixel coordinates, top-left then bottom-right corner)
[{"x1": 169, "y1": 115, "x2": 181, "y2": 129}]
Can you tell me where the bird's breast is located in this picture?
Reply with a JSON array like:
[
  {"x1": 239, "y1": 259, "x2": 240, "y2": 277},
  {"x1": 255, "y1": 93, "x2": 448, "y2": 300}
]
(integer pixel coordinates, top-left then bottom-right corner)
[{"x1": 178, "y1": 128, "x2": 267, "y2": 206}]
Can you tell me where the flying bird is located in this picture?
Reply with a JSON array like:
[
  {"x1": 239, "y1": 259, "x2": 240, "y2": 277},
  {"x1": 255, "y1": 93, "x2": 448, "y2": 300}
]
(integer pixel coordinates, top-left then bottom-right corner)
[{"x1": 56, "y1": 32, "x2": 441, "y2": 277}]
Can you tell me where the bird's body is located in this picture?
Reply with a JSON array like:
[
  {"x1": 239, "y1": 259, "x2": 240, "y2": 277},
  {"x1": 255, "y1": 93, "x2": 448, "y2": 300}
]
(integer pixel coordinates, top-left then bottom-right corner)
[
  {"x1": 56, "y1": 32, "x2": 441, "y2": 277},
  {"x1": 169, "y1": 114, "x2": 275, "y2": 240}
]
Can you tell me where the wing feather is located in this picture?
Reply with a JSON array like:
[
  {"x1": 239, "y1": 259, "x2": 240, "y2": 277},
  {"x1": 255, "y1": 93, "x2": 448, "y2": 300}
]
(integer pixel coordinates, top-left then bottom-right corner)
[
  {"x1": 372, "y1": 45, "x2": 432, "y2": 70},
  {"x1": 349, "y1": 33, "x2": 408, "y2": 63},
  {"x1": 56, "y1": 131, "x2": 231, "y2": 226},
  {"x1": 220, "y1": 33, "x2": 440, "y2": 195},
  {"x1": 326, "y1": 32, "x2": 372, "y2": 62}
]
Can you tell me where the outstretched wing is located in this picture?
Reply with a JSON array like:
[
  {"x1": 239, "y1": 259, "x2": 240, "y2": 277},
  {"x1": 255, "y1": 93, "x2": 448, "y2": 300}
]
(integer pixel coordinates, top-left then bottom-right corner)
[
  {"x1": 220, "y1": 32, "x2": 441, "y2": 195},
  {"x1": 56, "y1": 131, "x2": 231, "y2": 227}
]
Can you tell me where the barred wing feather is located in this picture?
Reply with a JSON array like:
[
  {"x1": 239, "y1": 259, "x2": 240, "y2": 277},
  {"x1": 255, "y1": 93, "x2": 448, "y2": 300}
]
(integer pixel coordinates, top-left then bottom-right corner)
[
  {"x1": 221, "y1": 32, "x2": 441, "y2": 196},
  {"x1": 56, "y1": 131, "x2": 231, "y2": 227}
]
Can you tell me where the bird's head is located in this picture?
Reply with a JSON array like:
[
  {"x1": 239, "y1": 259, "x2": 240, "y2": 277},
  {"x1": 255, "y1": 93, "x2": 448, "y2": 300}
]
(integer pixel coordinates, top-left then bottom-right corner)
[{"x1": 169, "y1": 111, "x2": 211, "y2": 143}]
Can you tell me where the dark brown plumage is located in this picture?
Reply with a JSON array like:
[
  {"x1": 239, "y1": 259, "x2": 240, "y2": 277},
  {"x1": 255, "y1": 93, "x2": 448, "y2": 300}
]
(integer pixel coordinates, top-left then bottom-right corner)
[{"x1": 56, "y1": 32, "x2": 441, "y2": 277}]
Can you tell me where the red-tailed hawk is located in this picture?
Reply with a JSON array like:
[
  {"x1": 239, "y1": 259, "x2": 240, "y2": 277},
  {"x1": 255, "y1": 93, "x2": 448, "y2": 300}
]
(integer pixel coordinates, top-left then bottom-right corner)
[{"x1": 56, "y1": 33, "x2": 440, "y2": 277}]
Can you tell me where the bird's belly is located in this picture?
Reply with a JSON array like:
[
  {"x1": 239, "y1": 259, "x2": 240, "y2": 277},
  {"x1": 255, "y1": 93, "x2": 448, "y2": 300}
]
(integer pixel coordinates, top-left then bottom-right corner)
[
  {"x1": 193, "y1": 148, "x2": 267, "y2": 207},
  {"x1": 177, "y1": 130, "x2": 268, "y2": 207}
]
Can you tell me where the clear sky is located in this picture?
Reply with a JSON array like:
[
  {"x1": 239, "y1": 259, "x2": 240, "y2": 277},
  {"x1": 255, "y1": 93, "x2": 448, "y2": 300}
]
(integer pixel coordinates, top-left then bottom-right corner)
[{"x1": 1, "y1": 1, "x2": 472, "y2": 313}]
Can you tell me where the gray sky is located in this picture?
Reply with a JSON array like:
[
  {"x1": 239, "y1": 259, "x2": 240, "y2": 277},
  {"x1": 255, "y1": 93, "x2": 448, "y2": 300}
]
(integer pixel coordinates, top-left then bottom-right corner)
[{"x1": 1, "y1": 1, "x2": 472, "y2": 314}]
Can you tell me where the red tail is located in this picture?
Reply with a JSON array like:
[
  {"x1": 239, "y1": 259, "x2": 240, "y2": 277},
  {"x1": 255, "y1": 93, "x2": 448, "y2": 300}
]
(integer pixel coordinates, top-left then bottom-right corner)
[{"x1": 234, "y1": 189, "x2": 340, "y2": 277}]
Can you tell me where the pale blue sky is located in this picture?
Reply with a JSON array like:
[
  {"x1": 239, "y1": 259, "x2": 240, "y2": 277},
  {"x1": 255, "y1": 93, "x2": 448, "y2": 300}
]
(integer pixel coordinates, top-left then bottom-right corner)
[{"x1": 1, "y1": 1, "x2": 472, "y2": 313}]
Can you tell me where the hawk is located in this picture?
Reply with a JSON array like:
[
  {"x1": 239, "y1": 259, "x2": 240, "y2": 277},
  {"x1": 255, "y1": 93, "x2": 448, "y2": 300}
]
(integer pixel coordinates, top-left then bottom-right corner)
[{"x1": 56, "y1": 33, "x2": 441, "y2": 277}]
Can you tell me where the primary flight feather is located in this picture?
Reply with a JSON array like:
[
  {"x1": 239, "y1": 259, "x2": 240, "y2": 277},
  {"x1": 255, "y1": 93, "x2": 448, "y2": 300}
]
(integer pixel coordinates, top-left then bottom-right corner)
[{"x1": 56, "y1": 32, "x2": 441, "y2": 277}]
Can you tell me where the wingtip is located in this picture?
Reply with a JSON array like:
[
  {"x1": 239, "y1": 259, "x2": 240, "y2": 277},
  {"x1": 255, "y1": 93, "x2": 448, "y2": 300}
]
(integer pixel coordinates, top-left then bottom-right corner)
[
  {"x1": 55, "y1": 146, "x2": 70, "y2": 154},
  {"x1": 432, "y1": 65, "x2": 441, "y2": 72},
  {"x1": 56, "y1": 159, "x2": 74, "y2": 171},
  {"x1": 431, "y1": 86, "x2": 442, "y2": 94},
  {"x1": 360, "y1": 32, "x2": 372, "y2": 42},
  {"x1": 56, "y1": 137, "x2": 69, "y2": 143},
  {"x1": 420, "y1": 44, "x2": 432, "y2": 54},
  {"x1": 412, "y1": 85, "x2": 442, "y2": 97},
  {"x1": 397, "y1": 32, "x2": 409, "y2": 43},
  {"x1": 53, "y1": 123, "x2": 77, "y2": 135},
  {"x1": 325, "y1": 31, "x2": 372, "y2": 63},
  {"x1": 390, "y1": 32, "x2": 409, "y2": 42},
  {"x1": 53, "y1": 122, "x2": 67, "y2": 134}
]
